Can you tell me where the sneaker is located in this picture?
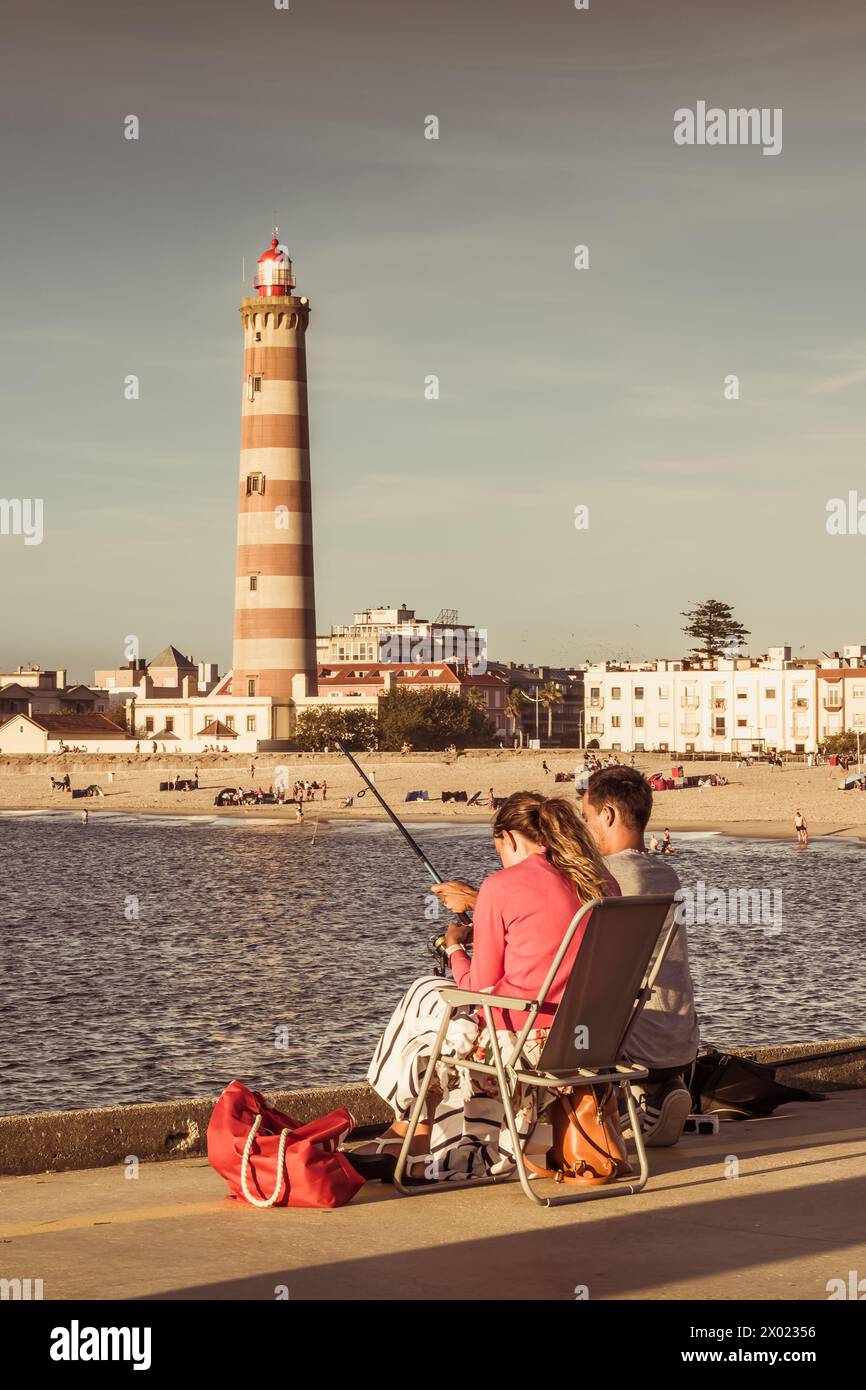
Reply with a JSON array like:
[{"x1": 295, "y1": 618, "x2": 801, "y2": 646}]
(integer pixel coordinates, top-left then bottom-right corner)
[{"x1": 622, "y1": 1077, "x2": 691, "y2": 1148}]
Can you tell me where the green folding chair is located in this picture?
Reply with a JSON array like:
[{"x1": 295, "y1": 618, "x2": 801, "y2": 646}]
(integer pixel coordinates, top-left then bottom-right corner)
[{"x1": 393, "y1": 893, "x2": 677, "y2": 1207}]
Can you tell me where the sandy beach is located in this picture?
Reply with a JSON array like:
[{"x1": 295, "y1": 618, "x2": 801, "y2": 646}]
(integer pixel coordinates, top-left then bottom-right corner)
[{"x1": 1, "y1": 749, "x2": 864, "y2": 841}]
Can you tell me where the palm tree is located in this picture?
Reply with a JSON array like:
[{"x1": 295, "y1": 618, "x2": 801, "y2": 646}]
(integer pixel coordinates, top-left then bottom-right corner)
[
  {"x1": 505, "y1": 688, "x2": 528, "y2": 748},
  {"x1": 538, "y1": 682, "x2": 564, "y2": 742}
]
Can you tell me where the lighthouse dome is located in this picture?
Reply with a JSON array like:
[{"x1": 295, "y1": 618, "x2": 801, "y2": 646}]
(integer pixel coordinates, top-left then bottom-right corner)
[{"x1": 254, "y1": 231, "x2": 296, "y2": 297}]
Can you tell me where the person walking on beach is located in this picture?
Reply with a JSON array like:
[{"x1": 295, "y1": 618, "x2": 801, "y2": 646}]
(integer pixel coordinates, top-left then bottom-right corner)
[
  {"x1": 794, "y1": 810, "x2": 808, "y2": 846},
  {"x1": 295, "y1": 802, "x2": 304, "y2": 823},
  {"x1": 322, "y1": 780, "x2": 327, "y2": 801},
  {"x1": 80, "y1": 809, "x2": 89, "y2": 825},
  {"x1": 488, "y1": 786, "x2": 495, "y2": 808}
]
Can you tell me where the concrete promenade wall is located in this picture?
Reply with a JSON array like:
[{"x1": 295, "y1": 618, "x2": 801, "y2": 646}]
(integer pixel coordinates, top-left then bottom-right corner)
[{"x1": 1, "y1": 1038, "x2": 865, "y2": 1177}]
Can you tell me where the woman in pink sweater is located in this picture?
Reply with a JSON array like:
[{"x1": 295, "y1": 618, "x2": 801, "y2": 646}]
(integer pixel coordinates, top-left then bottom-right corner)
[{"x1": 358, "y1": 793, "x2": 617, "y2": 1181}]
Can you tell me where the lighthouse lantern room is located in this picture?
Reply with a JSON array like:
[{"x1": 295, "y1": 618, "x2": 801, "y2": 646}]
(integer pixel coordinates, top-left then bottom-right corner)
[{"x1": 253, "y1": 229, "x2": 297, "y2": 297}]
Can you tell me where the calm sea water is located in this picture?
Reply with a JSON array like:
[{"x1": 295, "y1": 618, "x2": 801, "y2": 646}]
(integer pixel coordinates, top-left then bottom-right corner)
[{"x1": 1, "y1": 813, "x2": 864, "y2": 1115}]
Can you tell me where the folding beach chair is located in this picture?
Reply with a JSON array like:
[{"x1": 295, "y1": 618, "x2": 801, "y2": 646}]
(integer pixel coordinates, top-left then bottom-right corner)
[{"x1": 393, "y1": 893, "x2": 676, "y2": 1207}]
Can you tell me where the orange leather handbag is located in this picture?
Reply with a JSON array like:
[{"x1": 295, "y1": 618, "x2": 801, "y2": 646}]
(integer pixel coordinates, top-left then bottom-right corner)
[{"x1": 526, "y1": 1084, "x2": 630, "y2": 1186}]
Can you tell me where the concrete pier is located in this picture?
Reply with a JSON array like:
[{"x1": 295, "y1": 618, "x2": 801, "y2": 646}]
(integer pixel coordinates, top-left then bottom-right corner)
[{"x1": 2, "y1": 1089, "x2": 864, "y2": 1301}]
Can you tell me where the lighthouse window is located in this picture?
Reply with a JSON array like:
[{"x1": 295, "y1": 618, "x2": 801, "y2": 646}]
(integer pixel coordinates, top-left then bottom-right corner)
[
  {"x1": 246, "y1": 374, "x2": 263, "y2": 402},
  {"x1": 247, "y1": 679, "x2": 257, "y2": 697},
  {"x1": 245, "y1": 473, "x2": 265, "y2": 495},
  {"x1": 249, "y1": 575, "x2": 258, "y2": 591}
]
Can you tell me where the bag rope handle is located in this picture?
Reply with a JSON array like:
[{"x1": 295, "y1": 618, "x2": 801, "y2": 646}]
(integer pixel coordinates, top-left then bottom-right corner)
[{"x1": 240, "y1": 1113, "x2": 291, "y2": 1208}]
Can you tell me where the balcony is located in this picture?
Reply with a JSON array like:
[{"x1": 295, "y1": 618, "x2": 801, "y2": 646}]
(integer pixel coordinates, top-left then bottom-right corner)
[
  {"x1": 791, "y1": 699, "x2": 809, "y2": 710},
  {"x1": 712, "y1": 699, "x2": 727, "y2": 711},
  {"x1": 680, "y1": 722, "x2": 700, "y2": 737},
  {"x1": 680, "y1": 696, "x2": 700, "y2": 709},
  {"x1": 588, "y1": 697, "x2": 604, "y2": 710},
  {"x1": 823, "y1": 699, "x2": 843, "y2": 712}
]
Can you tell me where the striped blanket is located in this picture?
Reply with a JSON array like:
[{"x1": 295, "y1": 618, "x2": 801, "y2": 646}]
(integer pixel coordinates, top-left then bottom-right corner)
[{"x1": 367, "y1": 975, "x2": 552, "y2": 1181}]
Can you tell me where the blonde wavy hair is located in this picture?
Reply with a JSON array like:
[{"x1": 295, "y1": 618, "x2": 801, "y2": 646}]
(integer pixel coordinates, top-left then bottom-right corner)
[{"x1": 492, "y1": 791, "x2": 611, "y2": 904}]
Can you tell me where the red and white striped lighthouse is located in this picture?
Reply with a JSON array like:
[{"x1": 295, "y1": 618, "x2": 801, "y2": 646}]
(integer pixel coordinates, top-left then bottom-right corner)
[{"x1": 232, "y1": 231, "x2": 318, "y2": 707}]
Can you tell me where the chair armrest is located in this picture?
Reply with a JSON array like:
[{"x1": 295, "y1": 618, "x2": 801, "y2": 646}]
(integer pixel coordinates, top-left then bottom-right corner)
[{"x1": 440, "y1": 987, "x2": 538, "y2": 1011}]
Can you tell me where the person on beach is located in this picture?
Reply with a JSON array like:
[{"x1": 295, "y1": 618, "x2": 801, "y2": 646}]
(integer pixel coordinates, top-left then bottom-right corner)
[
  {"x1": 295, "y1": 802, "x2": 304, "y2": 822},
  {"x1": 579, "y1": 768, "x2": 699, "y2": 1146},
  {"x1": 648, "y1": 832, "x2": 660, "y2": 853},
  {"x1": 322, "y1": 780, "x2": 327, "y2": 801},
  {"x1": 80, "y1": 809, "x2": 89, "y2": 825},
  {"x1": 487, "y1": 786, "x2": 495, "y2": 807},
  {"x1": 794, "y1": 810, "x2": 808, "y2": 846},
  {"x1": 356, "y1": 794, "x2": 618, "y2": 1181},
  {"x1": 661, "y1": 827, "x2": 674, "y2": 853}
]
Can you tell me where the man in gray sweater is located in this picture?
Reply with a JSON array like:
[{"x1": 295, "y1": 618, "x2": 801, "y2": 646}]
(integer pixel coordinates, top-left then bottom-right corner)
[{"x1": 581, "y1": 767, "x2": 700, "y2": 1146}]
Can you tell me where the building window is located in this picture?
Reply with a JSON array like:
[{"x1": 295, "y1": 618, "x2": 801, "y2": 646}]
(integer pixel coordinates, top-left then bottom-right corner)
[
  {"x1": 247, "y1": 679, "x2": 256, "y2": 697},
  {"x1": 766, "y1": 688, "x2": 776, "y2": 699},
  {"x1": 246, "y1": 716, "x2": 256, "y2": 733},
  {"x1": 225, "y1": 716, "x2": 235, "y2": 731},
  {"x1": 635, "y1": 687, "x2": 644, "y2": 701},
  {"x1": 145, "y1": 717, "x2": 154, "y2": 734},
  {"x1": 634, "y1": 716, "x2": 644, "y2": 728},
  {"x1": 611, "y1": 687, "x2": 621, "y2": 700},
  {"x1": 658, "y1": 686, "x2": 669, "y2": 699},
  {"x1": 165, "y1": 717, "x2": 174, "y2": 733},
  {"x1": 249, "y1": 575, "x2": 258, "y2": 591},
  {"x1": 611, "y1": 715, "x2": 621, "y2": 729},
  {"x1": 737, "y1": 719, "x2": 747, "y2": 728},
  {"x1": 853, "y1": 687, "x2": 865, "y2": 700},
  {"x1": 714, "y1": 718, "x2": 725, "y2": 736},
  {"x1": 737, "y1": 691, "x2": 747, "y2": 700}
]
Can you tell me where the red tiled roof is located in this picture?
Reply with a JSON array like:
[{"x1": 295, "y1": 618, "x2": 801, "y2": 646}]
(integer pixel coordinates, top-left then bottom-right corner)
[
  {"x1": 38, "y1": 715, "x2": 127, "y2": 738},
  {"x1": 317, "y1": 662, "x2": 462, "y2": 685}
]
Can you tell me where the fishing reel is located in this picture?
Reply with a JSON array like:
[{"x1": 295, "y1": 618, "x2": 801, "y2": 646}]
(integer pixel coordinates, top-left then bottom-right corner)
[
  {"x1": 428, "y1": 931, "x2": 450, "y2": 976},
  {"x1": 428, "y1": 918, "x2": 473, "y2": 977}
]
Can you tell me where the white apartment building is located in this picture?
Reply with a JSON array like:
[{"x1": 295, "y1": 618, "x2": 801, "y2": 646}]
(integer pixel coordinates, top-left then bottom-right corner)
[
  {"x1": 583, "y1": 647, "x2": 825, "y2": 755},
  {"x1": 317, "y1": 605, "x2": 484, "y2": 668}
]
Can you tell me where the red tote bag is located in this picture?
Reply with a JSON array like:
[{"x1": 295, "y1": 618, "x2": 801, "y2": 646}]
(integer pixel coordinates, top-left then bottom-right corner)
[{"x1": 207, "y1": 1080, "x2": 365, "y2": 1209}]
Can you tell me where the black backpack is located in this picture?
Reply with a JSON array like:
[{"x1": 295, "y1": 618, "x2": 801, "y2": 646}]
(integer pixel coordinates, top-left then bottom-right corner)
[{"x1": 688, "y1": 1046, "x2": 823, "y2": 1120}]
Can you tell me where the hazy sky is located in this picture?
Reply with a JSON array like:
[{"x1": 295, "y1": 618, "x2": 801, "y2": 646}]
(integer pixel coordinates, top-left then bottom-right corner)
[{"x1": 3, "y1": 0, "x2": 866, "y2": 680}]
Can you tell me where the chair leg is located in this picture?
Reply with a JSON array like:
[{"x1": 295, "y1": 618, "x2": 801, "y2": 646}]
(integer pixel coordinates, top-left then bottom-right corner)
[
  {"x1": 483, "y1": 1007, "x2": 550, "y2": 1208},
  {"x1": 393, "y1": 1004, "x2": 453, "y2": 1194},
  {"x1": 622, "y1": 1080, "x2": 650, "y2": 1192}
]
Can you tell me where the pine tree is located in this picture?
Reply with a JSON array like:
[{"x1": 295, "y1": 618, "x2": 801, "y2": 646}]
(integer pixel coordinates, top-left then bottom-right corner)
[{"x1": 681, "y1": 600, "x2": 750, "y2": 659}]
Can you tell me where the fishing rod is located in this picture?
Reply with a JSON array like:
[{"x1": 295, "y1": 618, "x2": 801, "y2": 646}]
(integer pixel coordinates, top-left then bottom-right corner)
[{"x1": 334, "y1": 739, "x2": 472, "y2": 974}]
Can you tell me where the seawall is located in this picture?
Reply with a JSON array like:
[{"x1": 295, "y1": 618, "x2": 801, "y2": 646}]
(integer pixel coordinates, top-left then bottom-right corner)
[{"x1": 2, "y1": 1038, "x2": 864, "y2": 1177}]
